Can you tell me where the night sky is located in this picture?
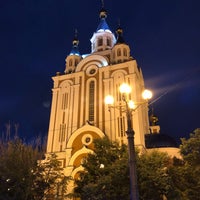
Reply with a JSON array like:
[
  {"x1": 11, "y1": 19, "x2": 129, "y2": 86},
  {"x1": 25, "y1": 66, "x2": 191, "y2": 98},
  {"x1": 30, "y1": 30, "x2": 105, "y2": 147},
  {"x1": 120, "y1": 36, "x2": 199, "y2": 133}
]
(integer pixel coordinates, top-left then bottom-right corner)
[{"x1": 0, "y1": 0, "x2": 200, "y2": 143}]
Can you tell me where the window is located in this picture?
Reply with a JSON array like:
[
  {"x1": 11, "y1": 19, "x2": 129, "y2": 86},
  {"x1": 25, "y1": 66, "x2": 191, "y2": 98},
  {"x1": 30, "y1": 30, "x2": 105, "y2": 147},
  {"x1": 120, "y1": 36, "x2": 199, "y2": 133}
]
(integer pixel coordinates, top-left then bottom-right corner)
[
  {"x1": 117, "y1": 49, "x2": 121, "y2": 56},
  {"x1": 69, "y1": 59, "x2": 72, "y2": 66},
  {"x1": 89, "y1": 69, "x2": 96, "y2": 75},
  {"x1": 62, "y1": 93, "x2": 68, "y2": 110},
  {"x1": 117, "y1": 116, "x2": 125, "y2": 137},
  {"x1": 98, "y1": 38, "x2": 103, "y2": 46},
  {"x1": 75, "y1": 59, "x2": 78, "y2": 66},
  {"x1": 123, "y1": 48, "x2": 127, "y2": 56},
  {"x1": 89, "y1": 81, "x2": 95, "y2": 121},
  {"x1": 59, "y1": 123, "x2": 66, "y2": 142},
  {"x1": 107, "y1": 38, "x2": 111, "y2": 46}
]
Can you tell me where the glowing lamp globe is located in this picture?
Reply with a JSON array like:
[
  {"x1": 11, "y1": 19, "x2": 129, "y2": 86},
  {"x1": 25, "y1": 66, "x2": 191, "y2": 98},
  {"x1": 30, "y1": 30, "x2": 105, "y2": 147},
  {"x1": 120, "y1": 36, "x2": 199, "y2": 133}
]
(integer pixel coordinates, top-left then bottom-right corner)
[
  {"x1": 105, "y1": 95, "x2": 114, "y2": 105},
  {"x1": 142, "y1": 89, "x2": 152, "y2": 100},
  {"x1": 119, "y1": 83, "x2": 131, "y2": 94},
  {"x1": 128, "y1": 100, "x2": 136, "y2": 109}
]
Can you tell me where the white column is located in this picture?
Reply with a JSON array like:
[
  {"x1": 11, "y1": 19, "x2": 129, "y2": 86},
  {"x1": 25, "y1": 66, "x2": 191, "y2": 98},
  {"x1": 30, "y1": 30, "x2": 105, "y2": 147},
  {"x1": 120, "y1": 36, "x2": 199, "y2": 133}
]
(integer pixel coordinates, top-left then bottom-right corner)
[{"x1": 47, "y1": 88, "x2": 59, "y2": 153}]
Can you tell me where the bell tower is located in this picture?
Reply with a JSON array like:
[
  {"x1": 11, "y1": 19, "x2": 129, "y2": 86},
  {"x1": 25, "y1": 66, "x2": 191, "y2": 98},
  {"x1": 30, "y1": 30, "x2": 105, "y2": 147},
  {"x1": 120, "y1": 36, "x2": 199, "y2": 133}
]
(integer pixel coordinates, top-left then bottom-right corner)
[
  {"x1": 90, "y1": 7, "x2": 116, "y2": 53},
  {"x1": 65, "y1": 31, "x2": 81, "y2": 74}
]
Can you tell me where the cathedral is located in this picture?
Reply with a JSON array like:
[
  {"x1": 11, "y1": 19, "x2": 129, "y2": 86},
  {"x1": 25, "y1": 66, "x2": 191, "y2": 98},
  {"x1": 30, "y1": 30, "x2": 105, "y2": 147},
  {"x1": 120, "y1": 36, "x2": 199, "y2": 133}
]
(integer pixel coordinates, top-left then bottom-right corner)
[{"x1": 46, "y1": 4, "x2": 179, "y2": 195}]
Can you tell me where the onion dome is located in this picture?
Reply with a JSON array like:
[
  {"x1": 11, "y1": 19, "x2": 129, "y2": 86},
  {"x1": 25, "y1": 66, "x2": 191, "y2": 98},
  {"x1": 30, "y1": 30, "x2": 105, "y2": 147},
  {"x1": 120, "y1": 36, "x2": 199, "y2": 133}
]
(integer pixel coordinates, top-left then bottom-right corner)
[
  {"x1": 96, "y1": 7, "x2": 111, "y2": 32},
  {"x1": 116, "y1": 25, "x2": 125, "y2": 44},
  {"x1": 99, "y1": 7, "x2": 107, "y2": 19},
  {"x1": 69, "y1": 30, "x2": 80, "y2": 56}
]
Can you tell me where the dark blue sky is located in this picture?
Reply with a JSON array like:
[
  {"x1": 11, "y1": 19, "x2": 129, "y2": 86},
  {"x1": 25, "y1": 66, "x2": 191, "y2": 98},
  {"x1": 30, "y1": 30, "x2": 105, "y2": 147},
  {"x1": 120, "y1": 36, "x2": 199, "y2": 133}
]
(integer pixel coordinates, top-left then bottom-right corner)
[{"x1": 0, "y1": 0, "x2": 199, "y2": 142}]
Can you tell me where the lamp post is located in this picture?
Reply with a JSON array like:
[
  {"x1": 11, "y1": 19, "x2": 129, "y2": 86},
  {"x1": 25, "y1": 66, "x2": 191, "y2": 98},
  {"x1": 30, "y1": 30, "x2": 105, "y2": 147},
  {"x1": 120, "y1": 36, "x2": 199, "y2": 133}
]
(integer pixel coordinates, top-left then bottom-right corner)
[{"x1": 105, "y1": 83, "x2": 152, "y2": 200}]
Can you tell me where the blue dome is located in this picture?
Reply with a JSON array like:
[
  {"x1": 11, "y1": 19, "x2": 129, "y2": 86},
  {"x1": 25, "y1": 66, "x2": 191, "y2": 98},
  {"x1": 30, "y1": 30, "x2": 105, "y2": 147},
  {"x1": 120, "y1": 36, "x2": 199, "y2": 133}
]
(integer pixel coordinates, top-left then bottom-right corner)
[
  {"x1": 145, "y1": 134, "x2": 178, "y2": 148},
  {"x1": 69, "y1": 33, "x2": 80, "y2": 56},
  {"x1": 70, "y1": 46, "x2": 80, "y2": 56},
  {"x1": 96, "y1": 18, "x2": 111, "y2": 32},
  {"x1": 116, "y1": 26, "x2": 126, "y2": 44}
]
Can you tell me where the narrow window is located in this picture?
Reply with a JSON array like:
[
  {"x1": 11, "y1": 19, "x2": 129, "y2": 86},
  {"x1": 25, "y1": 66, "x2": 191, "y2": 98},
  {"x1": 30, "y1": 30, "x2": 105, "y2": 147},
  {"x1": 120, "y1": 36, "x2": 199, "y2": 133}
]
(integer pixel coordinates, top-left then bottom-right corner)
[
  {"x1": 117, "y1": 49, "x2": 121, "y2": 56},
  {"x1": 123, "y1": 48, "x2": 127, "y2": 56},
  {"x1": 107, "y1": 38, "x2": 111, "y2": 46},
  {"x1": 59, "y1": 123, "x2": 66, "y2": 143},
  {"x1": 69, "y1": 59, "x2": 72, "y2": 66},
  {"x1": 98, "y1": 38, "x2": 103, "y2": 46},
  {"x1": 117, "y1": 116, "x2": 125, "y2": 137},
  {"x1": 75, "y1": 59, "x2": 78, "y2": 66},
  {"x1": 89, "y1": 81, "x2": 95, "y2": 122},
  {"x1": 122, "y1": 116, "x2": 125, "y2": 136}
]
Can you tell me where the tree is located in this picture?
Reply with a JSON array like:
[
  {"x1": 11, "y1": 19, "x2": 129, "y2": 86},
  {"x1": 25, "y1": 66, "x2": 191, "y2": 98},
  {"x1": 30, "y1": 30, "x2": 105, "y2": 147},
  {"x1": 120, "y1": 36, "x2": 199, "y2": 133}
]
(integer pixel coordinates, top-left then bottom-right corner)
[
  {"x1": 0, "y1": 137, "x2": 69, "y2": 200},
  {"x1": 35, "y1": 153, "x2": 70, "y2": 200},
  {"x1": 170, "y1": 128, "x2": 200, "y2": 200},
  {"x1": 180, "y1": 128, "x2": 200, "y2": 166},
  {"x1": 0, "y1": 137, "x2": 41, "y2": 200},
  {"x1": 137, "y1": 151, "x2": 180, "y2": 200},
  {"x1": 74, "y1": 137, "x2": 129, "y2": 200},
  {"x1": 73, "y1": 137, "x2": 178, "y2": 200}
]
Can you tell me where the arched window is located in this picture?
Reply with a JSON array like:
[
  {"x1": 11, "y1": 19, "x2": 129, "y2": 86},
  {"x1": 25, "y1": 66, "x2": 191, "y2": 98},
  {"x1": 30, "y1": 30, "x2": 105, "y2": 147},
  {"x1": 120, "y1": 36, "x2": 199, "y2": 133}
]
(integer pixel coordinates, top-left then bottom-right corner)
[
  {"x1": 89, "y1": 81, "x2": 95, "y2": 122},
  {"x1": 69, "y1": 59, "x2": 73, "y2": 66},
  {"x1": 123, "y1": 48, "x2": 127, "y2": 56},
  {"x1": 75, "y1": 59, "x2": 78, "y2": 66},
  {"x1": 98, "y1": 38, "x2": 103, "y2": 46},
  {"x1": 107, "y1": 38, "x2": 111, "y2": 46},
  {"x1": 117, "y1": 49, "x2": 121, "y2": 56}
]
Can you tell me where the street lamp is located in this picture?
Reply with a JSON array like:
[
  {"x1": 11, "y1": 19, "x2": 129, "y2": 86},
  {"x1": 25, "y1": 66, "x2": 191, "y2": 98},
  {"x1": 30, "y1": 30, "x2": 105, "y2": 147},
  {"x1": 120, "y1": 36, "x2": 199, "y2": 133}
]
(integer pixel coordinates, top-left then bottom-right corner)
[{"x1": 105, "y1": 83, "x2": 152, "y2": 200}]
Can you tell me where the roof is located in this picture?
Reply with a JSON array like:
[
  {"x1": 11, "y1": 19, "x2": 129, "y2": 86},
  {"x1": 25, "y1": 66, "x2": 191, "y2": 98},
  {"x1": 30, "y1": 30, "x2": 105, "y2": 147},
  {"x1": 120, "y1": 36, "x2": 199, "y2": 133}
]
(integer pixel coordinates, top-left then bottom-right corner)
[
  {"x1": 145, "y1": 133, "x2": 178, "y2": 149},
  {"x1": 96, "y1": 7, "x2": 111, "y2": 33},
  {"x1": 69, "y1": 35, "x2": 80, "y2": 56},
  {"x1": 70, "y1": 46, "x2": 80, "y2": 56},
  {"x1": 116, "y1": 26, "x2": 126, "y2": 44},
  {"x1": 96, "y1": 18, "x2": 111, "y2": 32}
]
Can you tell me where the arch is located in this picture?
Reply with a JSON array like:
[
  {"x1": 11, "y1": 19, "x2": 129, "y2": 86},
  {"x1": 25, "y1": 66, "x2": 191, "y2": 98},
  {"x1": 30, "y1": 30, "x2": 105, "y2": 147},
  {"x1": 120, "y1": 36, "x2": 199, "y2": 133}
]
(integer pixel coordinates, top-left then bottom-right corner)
[
  {"x1": 71, "y1": 165, "x2": 84, "y2": 179},
  {"x1": 66, "y1": 124, "x2": 105, "y2": 149},
  {"x1": 59, "y1": 80, "x2": 73, "y2": 88},
  {"x1": 75, "y1": 54, "x2": 108, "y2": 72},
  {"x1": 69, "y1": 146, "x2": 93, "y2": 166},
  {"x1": 110, "y1": 69, "x2": 128, "y2": 78}
]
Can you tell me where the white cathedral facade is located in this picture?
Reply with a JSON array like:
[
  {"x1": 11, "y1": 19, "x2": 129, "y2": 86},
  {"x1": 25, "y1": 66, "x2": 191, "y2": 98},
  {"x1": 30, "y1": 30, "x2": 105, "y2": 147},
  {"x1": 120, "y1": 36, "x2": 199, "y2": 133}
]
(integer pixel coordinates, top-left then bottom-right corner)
[
  {"x1": 45, "y1": 6, "x2": 180, "y2": 195},
  {"x1": 46, "y1": 7, "x2": 150, "y2": 178}
]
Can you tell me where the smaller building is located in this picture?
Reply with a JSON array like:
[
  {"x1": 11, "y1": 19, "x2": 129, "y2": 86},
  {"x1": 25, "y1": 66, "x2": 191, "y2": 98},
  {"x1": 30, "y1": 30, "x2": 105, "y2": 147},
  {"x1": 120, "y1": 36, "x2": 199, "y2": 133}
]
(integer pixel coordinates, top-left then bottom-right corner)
[{"x1": 145, "y1": 111, "x2": 181, "y2": 158}]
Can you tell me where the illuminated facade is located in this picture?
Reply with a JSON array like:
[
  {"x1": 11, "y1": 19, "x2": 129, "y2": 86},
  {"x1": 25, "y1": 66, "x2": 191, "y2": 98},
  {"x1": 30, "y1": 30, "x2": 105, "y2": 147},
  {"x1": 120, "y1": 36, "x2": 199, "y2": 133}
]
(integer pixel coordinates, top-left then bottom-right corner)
[{"x1": 46, "y1": 6, "x2": 152, "y2": 194}]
